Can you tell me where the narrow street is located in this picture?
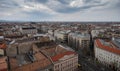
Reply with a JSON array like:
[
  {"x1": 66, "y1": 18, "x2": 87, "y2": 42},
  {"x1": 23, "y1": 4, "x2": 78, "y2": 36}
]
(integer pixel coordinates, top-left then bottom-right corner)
[{"x1": 77, "y1": 49, "x2": 113, "y2": 71}]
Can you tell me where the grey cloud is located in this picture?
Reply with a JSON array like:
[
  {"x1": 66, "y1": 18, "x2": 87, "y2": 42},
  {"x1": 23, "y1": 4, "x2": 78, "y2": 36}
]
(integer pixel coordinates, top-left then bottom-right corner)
[
  {"x1": 35, "y1": 0, "x2": 48, "y2": 3},
  {"x1": 0, "y1": 0, "x2": 120, "y2": 21},
  {"x1": 44, "y1": 0, "x2": 110, "y2": 13},
  {"x1": 0, "y1": 0, "x2": 20, "y2": 8},
  {"x1": 0, "y1": 0, "x2": 115, "y2": 14},
  {"x1": 25, "y1": 0, "x2": 48, "y2": 3}
]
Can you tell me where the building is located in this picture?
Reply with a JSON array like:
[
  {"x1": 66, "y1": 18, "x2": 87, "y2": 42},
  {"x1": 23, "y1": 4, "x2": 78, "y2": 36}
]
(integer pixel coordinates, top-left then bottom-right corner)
[
  {"x1": 7, "y1": 45, "x2": 53, "y2": 71},
  {"x1": 91, "y1": 29, "x2": 103, "y2": 38},
  {"x1": 52, "y1": 49, "x2": 78, "y2": 71},
  {"x1": 78, "y1": 24, "x2": 91, "y2": 30},
  {"x1": 94, "y1": 38, "x2": 120, "y2": 71},
  {"x1": 0, "y1": 36, "x2": 6, "y2": 56},
  {"x1": 0, "y1": 49, "x2": 4, "y2": 56},
  {"x1": 6, "y1": 34, "x2": 51, "y2": 57},
  {"x1": 20, "y1": 27, "x2": 37, "y2": 35},
  {"x1": 54, "y1": 30, "x2": 71, "y2": 43},
  {"x1": 0, "y1": 57, "x2": 8, "y2": 71},
  {"x1": 68, "y1": 32, "x2": 90, "y2": 54},
  {"x1": 35, "y1": 43, "x2": 78, "y2": 71},
  {"x1": 48, "y1": 29, "x2": 54, "y2": 36}
]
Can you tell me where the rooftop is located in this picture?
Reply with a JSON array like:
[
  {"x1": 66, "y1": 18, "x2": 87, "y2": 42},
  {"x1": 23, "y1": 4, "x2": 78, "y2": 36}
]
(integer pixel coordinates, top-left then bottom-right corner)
[
  {"x1": 112, "y1": 38, "x2": 120, "y2": 49},
  {"x1": 0, "y1": 57, "x2": 8, "y2": 70},
  {"x1": 22, "y1": 27, "x2": 36, "y2": 30},
  {"x1": 38, "y1": 44, "x2": 76, "y2": 62},
  {"x1": 95, "y1": 39, "x2": 120, "y2": 55},
  {"x1": 69, "y1": 32, "x2": 90, "y2": 39},
  {"x1": 9, "y1": 46, "x2": 52, "y2": 70},
  {"x1": 0, "y1": 43, "x2": 7, "y2": 49},
  {"x1": 51, "y1": 51, "x2": 76, "y2": 62}
]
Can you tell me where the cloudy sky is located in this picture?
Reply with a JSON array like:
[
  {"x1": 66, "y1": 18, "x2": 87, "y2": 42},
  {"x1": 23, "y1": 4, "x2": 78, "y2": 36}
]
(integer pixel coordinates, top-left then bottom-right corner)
[{"x1": 0, "y1": 0, "x2": 120, "y2": 22}]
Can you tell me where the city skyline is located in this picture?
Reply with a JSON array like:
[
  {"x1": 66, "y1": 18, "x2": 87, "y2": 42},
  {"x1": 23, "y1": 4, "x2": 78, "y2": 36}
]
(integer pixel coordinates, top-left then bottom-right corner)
[{"x1": 0, "y1": 0, "x2": 120, "y2": 22}]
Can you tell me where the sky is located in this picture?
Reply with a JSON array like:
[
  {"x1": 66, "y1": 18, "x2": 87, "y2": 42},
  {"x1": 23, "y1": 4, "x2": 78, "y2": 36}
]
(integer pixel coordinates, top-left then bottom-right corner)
[{"x1": 0, "y1": 0, "x2": 120, "y2": 22}]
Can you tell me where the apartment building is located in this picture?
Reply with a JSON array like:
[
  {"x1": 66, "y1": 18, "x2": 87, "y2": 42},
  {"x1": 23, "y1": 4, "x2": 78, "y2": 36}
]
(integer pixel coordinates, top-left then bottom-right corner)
[
  {"x1": 36, "y1": 43, "x2": 78, "y2": 71},
  {"x1": 20, "y1": 26, "x2": 37, "y2": 35},
  {"x1": 54, "y1": 30, "x2": 71, "y2": 43},
  {"x1": 94, "y1": 38, "x2": 120, "y2": 71},
  {"x1": 68, "y1": 32, "x2": 90, "y2": 52}
]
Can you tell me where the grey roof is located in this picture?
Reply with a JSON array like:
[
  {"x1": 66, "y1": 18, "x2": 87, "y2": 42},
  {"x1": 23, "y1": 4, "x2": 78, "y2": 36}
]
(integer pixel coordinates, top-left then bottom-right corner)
[{"x1": 112, "y1": 38, "x2": 120, "y2": 49}]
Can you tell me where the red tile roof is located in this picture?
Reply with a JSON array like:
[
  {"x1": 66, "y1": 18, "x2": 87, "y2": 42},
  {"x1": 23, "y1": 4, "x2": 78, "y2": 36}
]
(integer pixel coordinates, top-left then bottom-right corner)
[
  {"x1": 95, "y1": 39, "x2": 120, "y2": 55},
  {"x1": 0, "y1": 57, "x2": 8, "y2": 71},
  {"x1": 51, "y1": 51, "x2": 76, "y2": 62},
  {"x1": 0, "y1": 43, "x2": 6, "y2": 49}
]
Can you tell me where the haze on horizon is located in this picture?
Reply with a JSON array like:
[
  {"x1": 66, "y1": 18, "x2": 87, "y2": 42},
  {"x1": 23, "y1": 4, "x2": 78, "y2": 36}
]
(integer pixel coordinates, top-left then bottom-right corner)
[{"x1": 0, "y1": 0, "x2": 120, "y2": 22}]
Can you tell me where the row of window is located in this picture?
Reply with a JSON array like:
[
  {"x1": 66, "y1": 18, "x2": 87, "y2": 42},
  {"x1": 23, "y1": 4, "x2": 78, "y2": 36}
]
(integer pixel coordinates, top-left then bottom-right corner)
[{"x1": 54, "y1": 57, "x2": 78, "y2": 70}]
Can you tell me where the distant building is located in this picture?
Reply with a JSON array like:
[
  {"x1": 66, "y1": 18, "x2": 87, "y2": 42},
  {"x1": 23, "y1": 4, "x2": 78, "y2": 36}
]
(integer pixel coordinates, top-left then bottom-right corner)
[
  {"x1": 48, "y1": 29, "x2": 54, "y2": 36},
  {"x1": 91, "y1": 29, "x2": 105, "y2": 38},
  {"x1": 41, "y1": 26, "x2": 49, "y2": 33},
  {"x1": 94, "y1": 38, "x2": 120, "y2": 71},
  {"x1": 54, "y1": 30, "x2": 71, "y2": 43},
  {"x1": 78, "y1": 24, "x2": 91, "y2": 30},
  {"x1": 20, "y1": 27, "x2": 37, "y2": 35},
  {"x1": 0, "y1": 49, "x2": 4, "y2": 56}
]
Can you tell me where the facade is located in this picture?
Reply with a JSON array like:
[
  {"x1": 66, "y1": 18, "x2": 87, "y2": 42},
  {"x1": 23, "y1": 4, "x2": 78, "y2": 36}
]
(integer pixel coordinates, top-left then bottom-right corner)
[
  {"x1": 78, "y1": 24, "x2": 91, "y2": 30},
  {"x1": 54, "y1": 30, "x2": 70, "y2": 43},
  {"x1": 36, "y1": 44, "x2": 78, "y2": 71},
  {"x1": 68, "y1": 32, "x2": 90, "y2": 52},
  {"x1": 94, "y1": 39, "x2": 120, "y2": 71},
  {"x1": 5, "y1": 34, "x2": 79, "y2": 71},
  {"x1": 20, "y1": 27, "x2": 37, "y2": 35},
  {"x1": 48, "y1": 30, "x2": 54, "y2": 36},
  {"x1": 0, "y1": 57, "x2": 8, "y2": 71},
  {"x1": 0, "y1": 49, "x2": 4, "y2": 56},
  {"x1": 52, "y1": 51, "x2": 78, "y2": 71}
]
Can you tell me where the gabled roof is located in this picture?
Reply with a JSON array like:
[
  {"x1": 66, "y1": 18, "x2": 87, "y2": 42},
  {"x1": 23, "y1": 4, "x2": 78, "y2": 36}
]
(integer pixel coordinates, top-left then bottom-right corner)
[{"x1": 51, "y1": 51, "x2": 76, "y2": 62}]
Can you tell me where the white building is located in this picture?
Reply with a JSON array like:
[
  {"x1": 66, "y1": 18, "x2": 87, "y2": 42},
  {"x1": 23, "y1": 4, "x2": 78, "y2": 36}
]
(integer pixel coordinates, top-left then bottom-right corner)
[
  {"x1": 53, "y1": 52, "x2": 78, "y2": 71},
  {"x1": 54, "y1": 30, "x2": 71, "y2": 43},
  {"x1": 48, "y1": 30, "x2": 54, "y2": 36},
  {"x1": 20, "y1": 27, "x2": 37, "y2": 35},
  {"x1": 94, "y1": 39, "x2": 120, "y2": 71},
  {"x1": 41, "y1": 44, "x2": 78, "y2": 71}
]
